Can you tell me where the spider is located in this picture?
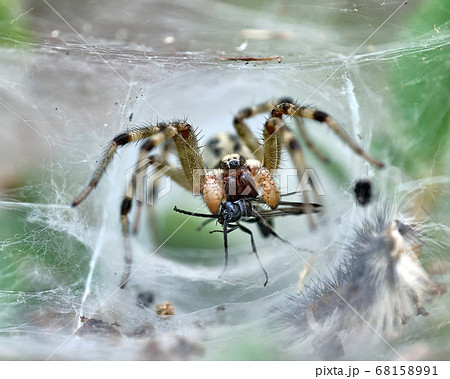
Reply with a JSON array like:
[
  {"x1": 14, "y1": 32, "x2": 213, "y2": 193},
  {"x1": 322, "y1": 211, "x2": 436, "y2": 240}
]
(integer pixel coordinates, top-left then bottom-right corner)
[{"x1": 72, "y1": 97, "x2": 384, "y2": 288}]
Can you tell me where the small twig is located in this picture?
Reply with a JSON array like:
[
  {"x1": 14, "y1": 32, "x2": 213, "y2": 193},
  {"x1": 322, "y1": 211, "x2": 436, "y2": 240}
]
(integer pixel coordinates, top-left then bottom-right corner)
[{"x1": 219, "y1": 55, "x2": 283, "y2": 63}]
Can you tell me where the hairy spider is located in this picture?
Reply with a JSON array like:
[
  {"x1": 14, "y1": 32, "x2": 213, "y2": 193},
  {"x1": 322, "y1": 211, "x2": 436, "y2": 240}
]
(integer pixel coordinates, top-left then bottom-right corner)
[{"x1": 72, "y1": 97, "x2": 384, "y2": 288}]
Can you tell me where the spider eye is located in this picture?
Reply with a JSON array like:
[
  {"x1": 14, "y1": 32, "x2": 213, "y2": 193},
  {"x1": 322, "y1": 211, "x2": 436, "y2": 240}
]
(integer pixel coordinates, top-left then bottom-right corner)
[
  {"x1": 220, "y1": 154, "x2": 242, "y2": 170},
  {"x1": 227, "y1": 159, "x2": 240, "y2": 169}
]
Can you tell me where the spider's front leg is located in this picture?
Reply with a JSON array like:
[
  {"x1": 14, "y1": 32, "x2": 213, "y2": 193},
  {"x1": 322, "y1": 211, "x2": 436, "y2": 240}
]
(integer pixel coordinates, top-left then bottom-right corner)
[
  {"x1": 119, "y1": 153, "x2": 195, "y2": 288},
  {"x1": 233, "y1": 100, "x2": 280, "y2": 161},
  {"x1": 72, "y1": 121, "x2": 206, "y2": 288},
  {"x1": 124, "y1": 151, "x2": 193, "y2": 237},
  {"x1": 72, "y1": 124, "x2": 176, "y2": 207},
  {"x1": 263, "y1": 113, "x2": 317, "y2": 228},
  {"x1": 131, "y1": 140, "x2": 172, "y2": 236}
]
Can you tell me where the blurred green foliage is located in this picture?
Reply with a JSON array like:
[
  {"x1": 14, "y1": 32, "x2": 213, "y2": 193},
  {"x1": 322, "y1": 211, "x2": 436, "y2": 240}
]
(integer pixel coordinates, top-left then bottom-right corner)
[
  {"x1": 210, "y1": 332, "x2": 284, "y2": 360},
  {"x1": 0, "y1": 174, "x2": 90, "y2": 293},
  {"x1": 387, "y1": 1, "x2": 450, "y2": 177},
  {"x1": 158, "y1": 209, "x2": 246, "y2": 265},
  {"x1": 0, "y1": 0, "x2": 30, "y2": 45}
]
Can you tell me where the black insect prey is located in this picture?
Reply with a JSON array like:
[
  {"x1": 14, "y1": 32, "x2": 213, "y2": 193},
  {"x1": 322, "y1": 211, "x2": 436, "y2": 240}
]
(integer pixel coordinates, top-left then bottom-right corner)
[{"x1": 174, "y1": 198, "x2": 322, "y2": 286}]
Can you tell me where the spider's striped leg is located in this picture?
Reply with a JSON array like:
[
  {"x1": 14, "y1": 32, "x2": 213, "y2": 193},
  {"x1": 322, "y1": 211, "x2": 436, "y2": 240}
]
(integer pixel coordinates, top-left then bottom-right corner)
[
  {"x1": 262, "y1": 117, "x2": 283, "y2": 172},
  {"x1": 116, "y1": 123, "x2": 193, "y2": 288},
  {"x1": 125, "y1": 154, "x2": 192, "y2": 238},
  {"x1": 119, "y1": 153, "x2": 193, "y2": 288},
  {"x1": 245, "y1": 115, "x2": 285, "y2": 210},
  {"x1": 279, "y1": 123, "x2": 317, "y2": 229},
  {"x1": 293, "y1": 117, "x2": 330, "y2": 164},
  {"x1": 233, "y1": 99, "x2": 287, "y2": 161},
  {"x1": 172, "y1": 123, "x2": 205, "y2": 188},
  {"x1": 169, "y1": 123, "x2": 228, "y2": 216},
  {"x1": 72, "y1": 123, "x2": 172, "y2": 207},
  {"x1": 129, "y1": 150, "x2": 148, "y2": 236},
  {"x1": 72, "y1": 121, "x2": 204, "y2": 288},
  {"x1": 132, "y1": 141, "x2": 172, "y2": 236},
  {"x1": 262, "y1": 114, "x2": 317, "y2": 227},
  {"x1": 125, "y1": 120, "x2": 207, "y2": 245},
  {"x1": 272, "y1": 103, "x2": 385, "y2": 168}
]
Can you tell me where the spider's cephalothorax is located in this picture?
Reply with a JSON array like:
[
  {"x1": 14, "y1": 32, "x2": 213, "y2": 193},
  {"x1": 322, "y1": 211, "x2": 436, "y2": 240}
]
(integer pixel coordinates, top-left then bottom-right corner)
[
  {"x1": 72, "y1": 97, "x2": 384, "y2": 288},
  {"x1": 203, "y1": 152, "x2": 279, "y2": 215},
  {"x1": 219, "y1": 154, "x2": 258, "y2": 202}
]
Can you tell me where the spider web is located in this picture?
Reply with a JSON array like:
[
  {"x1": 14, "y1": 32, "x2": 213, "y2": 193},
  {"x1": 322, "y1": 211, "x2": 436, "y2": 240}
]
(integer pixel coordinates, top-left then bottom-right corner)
[{"x1": 0, "y1": 0, "x2": 449, "y2": 360}]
